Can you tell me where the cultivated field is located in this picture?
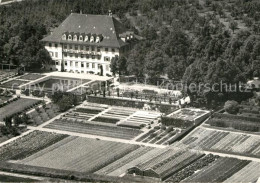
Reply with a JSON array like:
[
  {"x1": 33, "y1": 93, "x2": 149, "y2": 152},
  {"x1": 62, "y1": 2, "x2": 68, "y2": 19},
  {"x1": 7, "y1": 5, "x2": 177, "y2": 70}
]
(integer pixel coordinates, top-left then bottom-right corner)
[
  {"x1": 19, "y1": 137, "x2": 139, "y2": 173},
  {"x1": 45, "y1": 119, "x2": 142, "y2": 139},
  {"x1": 176, "y1": 127, "x2": 260, "y2": 158},
  {"x1": 183, "y1": 157, "x2": 250, "y2": 182},
  {"x1": 0, "y1": 131, "x2": 68, "y2": 161}
]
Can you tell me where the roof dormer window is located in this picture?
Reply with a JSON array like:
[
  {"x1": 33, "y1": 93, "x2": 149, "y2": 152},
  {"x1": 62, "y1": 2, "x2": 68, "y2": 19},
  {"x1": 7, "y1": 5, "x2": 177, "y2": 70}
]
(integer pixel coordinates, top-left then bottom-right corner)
[
  {"x1": 62, "y1": 34, "x2": 67, "y2": 40},
  {"x1": 68, "y1": 35, "x2": 72, "y2": 41},
  {"x1": 90, "y1": 35, "x2": 95, "y2": 43},
  {"x1": 79, "y1": 35, "x2": 83, "y2": 42},
  {"x1": 73, "y1": 35, "x2": 78, "y2": 41},
  {"x1": 84, "y1": 35, "x2": 89, "y2": 42},
  {"x1": 96, "y1": 36, "x2": 100, "y2": 43}
]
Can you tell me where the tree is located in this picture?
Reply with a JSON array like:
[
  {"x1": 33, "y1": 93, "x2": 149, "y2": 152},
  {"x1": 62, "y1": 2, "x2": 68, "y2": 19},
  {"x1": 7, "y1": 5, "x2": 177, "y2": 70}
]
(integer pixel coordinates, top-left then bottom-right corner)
[{"x1": 224, "y1": 100, "x2": 239, "y2": 114}]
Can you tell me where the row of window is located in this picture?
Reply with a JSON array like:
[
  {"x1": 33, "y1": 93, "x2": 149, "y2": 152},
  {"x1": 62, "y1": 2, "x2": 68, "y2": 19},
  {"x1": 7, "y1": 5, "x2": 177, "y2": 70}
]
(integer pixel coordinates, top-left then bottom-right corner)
[
  {"x1": 63, "y1": 53, "x2": 110, "y2": 61},
  {"x1": 62, "y1": 34, "x2": 103, "y2": 43},
  {"x1": 63, "y1": 44, "x2": 116, "y2": 52},
  {"x1": 50, "y1": 52, "x2": 58, "y2": 57},
  {"x1": 47, "y1": 43, "x2": 116, "y2": 53},
  {"x1": 55, "y1": 61, "x2": 109, "y2": 71}
]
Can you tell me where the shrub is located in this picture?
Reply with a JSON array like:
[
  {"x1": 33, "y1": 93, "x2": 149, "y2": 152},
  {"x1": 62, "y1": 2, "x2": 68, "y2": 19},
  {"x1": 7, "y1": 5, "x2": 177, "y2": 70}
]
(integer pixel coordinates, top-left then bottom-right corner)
[{"x1": 224, "y1": 100, "x2": 239, "y2": 114}]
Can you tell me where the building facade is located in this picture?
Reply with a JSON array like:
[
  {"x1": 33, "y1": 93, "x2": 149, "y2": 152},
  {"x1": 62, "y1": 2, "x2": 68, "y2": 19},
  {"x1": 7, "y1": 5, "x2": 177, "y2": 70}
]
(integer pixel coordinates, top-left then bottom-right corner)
[{"x1": 41, "y1": 13, "x2": 138, "y2": 76}]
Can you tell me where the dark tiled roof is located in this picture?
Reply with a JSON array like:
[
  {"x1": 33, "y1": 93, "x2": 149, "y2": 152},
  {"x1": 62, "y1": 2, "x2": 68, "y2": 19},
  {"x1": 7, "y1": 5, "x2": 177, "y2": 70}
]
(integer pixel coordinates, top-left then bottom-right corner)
[{"x1": 41, "y1": 13, "x2": 129, "y2": 48}]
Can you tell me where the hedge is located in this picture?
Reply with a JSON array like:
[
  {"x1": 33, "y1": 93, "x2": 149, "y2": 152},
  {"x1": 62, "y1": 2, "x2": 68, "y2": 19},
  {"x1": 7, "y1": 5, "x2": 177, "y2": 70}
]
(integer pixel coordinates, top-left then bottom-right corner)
[
  {"x1": 0, "y1": 162, "x2": 138, "y2": 182},
  {"x1": 213, "y1": 112, "x2": 260, "y2": 123},
  {"x1": 161, "y1": 117, "x2": 193, "y2": 129},
  {"x1": 88, "y1": 95, "x2": 177, "y2": 110},
  {"x1": 207, "y1": 118, "x2": 260, "y2": 132}
]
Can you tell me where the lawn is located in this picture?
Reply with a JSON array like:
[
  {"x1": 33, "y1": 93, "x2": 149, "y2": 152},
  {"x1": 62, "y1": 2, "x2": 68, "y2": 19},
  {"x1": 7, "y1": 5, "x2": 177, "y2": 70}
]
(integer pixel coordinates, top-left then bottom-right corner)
[
  {"x1": 19, "y1": 137, "x2": 139, "y2": 173},
  {"x1": 0, "y1": 80, "x2": 29, "y2": 89},
  {"x1": 0, "y1": 98, "x2": 41, "y2": 120},
  {"x1": 18, "y1": 74, "x2": 45, "y2": 80},
  {"x1": 36, "y1": 77, "x2": 90, "y2": 91}
]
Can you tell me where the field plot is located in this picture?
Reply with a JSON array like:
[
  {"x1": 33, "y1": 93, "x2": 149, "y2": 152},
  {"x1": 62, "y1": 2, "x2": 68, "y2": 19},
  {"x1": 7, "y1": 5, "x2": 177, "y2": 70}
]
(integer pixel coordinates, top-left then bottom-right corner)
[
  {"x1": 97, "y1": 107, "x2": 137, "y2": 121},
  {"x1": 0, "y1": 98, "x2": 41, "y2": 120},
  {"x1": 223, "y1": 161, "x2": 260, "y2": 183},
  {"x1": 177, "y1": 127, "x2": 260, "y2": 158},
  {"x1": 18, "y1": 73, "x2": 45, "y2": 81},
  {"x1": 64, "y1": 103, "x2": 107, "y2": 121},
  {"x1": 136, "y1": 126, "x2": 180, "y2": 145},
  {"x1": 95, "y1": 146, "x2": 155, "y2": 176},
  {"x1": 183, "y1": 157, "x2": 250, "y2": 182},
  {"x1": 45, "y1": 119, "x2": 141, "y2": 139},
  {"x1": 0, "y1": 131, "x2": 68, "y2": 161},
  {"x1": 118, "y1": 111, "x2": 160, "y2": 129},
  {"x1": 19, "y1": 137, "x2": 139, "y2": 173}
]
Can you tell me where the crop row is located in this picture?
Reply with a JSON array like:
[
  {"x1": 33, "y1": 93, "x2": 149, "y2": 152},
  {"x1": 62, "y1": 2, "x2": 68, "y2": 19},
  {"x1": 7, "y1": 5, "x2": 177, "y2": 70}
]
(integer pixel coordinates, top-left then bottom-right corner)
[
  {"x1": 179, "y1": 127, "x2": 260, "y2": 158},
  {"x1": 45, "y1": 119, "x2": 141, "y2": 140},
  {"x1": 0, "y1": 131, "x2": 68, "y2": 161}
]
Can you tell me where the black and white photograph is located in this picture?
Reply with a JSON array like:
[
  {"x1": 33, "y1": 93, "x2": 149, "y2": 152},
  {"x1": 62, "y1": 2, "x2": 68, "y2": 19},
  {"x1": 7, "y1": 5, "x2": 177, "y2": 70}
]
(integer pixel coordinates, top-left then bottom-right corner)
[{"x1": 0, "y1": 0, "x2": 260, "y2": 182}]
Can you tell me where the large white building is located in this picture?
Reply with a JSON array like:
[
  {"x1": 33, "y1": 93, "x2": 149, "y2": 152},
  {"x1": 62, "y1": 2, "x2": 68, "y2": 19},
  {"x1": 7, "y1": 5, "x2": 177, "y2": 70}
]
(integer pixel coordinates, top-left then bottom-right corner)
[{"x1": 41, "y1": 12, "x2": 138, "y2": 76}]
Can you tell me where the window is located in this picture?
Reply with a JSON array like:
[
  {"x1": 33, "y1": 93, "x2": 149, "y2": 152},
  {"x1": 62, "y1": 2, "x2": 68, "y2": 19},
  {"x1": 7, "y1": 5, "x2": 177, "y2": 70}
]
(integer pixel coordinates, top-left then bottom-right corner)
[
  {"x1": 49, "y1": 52, "x2": 53, "y2": 57},
  {"x1": 75, "y1": 62, "x2": 78, "y2": 67},
  {"x1": 69, "y1": 53, "x2": 73, "y2": 57},
  {"x1": 91, "y1": 46, "x2": 95, "y2": 51},
  {"x1": 55, "y1": 61, "x2": 59, "y2": 65},
  {"x1": 81, "y1": 54, "x2": 84, "y2": 58},
  {"x1": 70, "y1": 61, "x2": 73, "y2": 66},
  {"x1": 75, "y1": 45, "x2": 78, "y2": 50},
  {"x1": 49, "y1": 43, "x2": 52, "y2": 47},
  {"x1": 111, "y1": 48, "x2": 115, "y2": 52},
  {"x1": 75, "y1": 53, "x2": 78, "y2": 58},
  {"x1": 80, "y1": 45, "x2": 83, "y2": 50},
  {"x1": 73, "y1": 35, "x2": 77, "y2": 41},
  {"x1": 106, "y1": 65, "x2": 109, "y2": 71},
  {"x1": 79, "y1": 36, "x2": 83, "y2": 41},
  {"x1": 64, "y1": 44, "x2": 67, "y2": 49},
  {"x1": 64, "y1": 53, "x2": 67, "y2": 57},
  {"x1": 86, "y1": 54, "x2": 89, "y2": 59},
  {"x1": 55, "y1": 44, "x2": 58, "y2": 48},
  {"x1": 97, "y1": 47, "x2": 101, "y2": 52},
  {"x1": 105, "y1": 47, "x2": 108, "y2": 52},
  {"x1": 92, "y1": 63, "x2": 95, "y2": 68},
  {"x1": 55, "y1": 52, "x2": 58, "y2": 57},
  {"x1": 90, "y1": 36, "x2": 94, "y2": 43},
  {"x1": 97, "y1": 55, "x2": 101, "y2": 60},
  {"x1": 84, "y1": 36, "x2": 89, "y2": 42},
  {"x1": 62, "y1": 34, "x2": 66, "y2": 40},
  {"x1": 86, "y1": 63, "x2": 89, "y2": 68},
  {"x1": 104, "y1": 57, "x2": 110, "y2": 61},
  {"x1": 81, "y1": 63, "x2": 84, "y2": 67},
  {"x1": 85, "y1": 46, "x2": 89, "y2": 51},
  {"x1": 91, "y1": 55, "x2": 95, "y2": 59},
  {"x1": 68, "y1": 35, "x2": 72, "y2": 40},
  {"x1": 65, "y1": 61, "x2": 67, "y2": 66},
  {"x1": 69, "y1": 44, "x2": 73, "y2": 49},
  {"x1": 96, "y1": 36, "x2": 100, "y2": 43}
]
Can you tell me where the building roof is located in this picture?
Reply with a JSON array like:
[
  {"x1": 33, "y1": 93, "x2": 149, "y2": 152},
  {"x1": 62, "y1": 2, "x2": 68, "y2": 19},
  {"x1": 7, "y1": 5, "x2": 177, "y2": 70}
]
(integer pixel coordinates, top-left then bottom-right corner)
[{"x1": 41, "y1": 13, "x2": 131, "y2": 48}]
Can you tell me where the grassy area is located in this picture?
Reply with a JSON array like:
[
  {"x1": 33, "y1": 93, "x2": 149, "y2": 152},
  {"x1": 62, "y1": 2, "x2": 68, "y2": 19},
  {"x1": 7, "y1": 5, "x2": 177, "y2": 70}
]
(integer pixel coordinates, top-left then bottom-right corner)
[{"x1": 0, "y1": 98, "x2": 41, "y2": 120}]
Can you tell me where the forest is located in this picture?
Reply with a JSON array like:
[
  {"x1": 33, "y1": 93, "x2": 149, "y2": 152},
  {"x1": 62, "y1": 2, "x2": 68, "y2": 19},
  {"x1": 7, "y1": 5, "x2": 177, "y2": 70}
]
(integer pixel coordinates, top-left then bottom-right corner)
[{"x1": 0, "y1": 0, "x2": 259, "y2": 102}]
